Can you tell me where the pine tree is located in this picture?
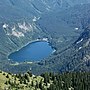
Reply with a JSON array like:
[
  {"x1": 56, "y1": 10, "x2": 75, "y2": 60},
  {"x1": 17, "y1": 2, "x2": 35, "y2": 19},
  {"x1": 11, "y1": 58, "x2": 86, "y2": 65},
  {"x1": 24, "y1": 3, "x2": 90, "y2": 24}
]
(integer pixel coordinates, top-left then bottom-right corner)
[
  {"x1": 24, "y1": 79, "x2": 27, "y2": 84},
  {"x1": 39, "y1": 79, "x2": 43, "y2": 89},
  {"x1": 27, "y1": 71, "x2": 32, "y2": 77},
  {"x1": 35, "y1": 81, "x2": 39, "y2": 88},
  {"x1": 6, "y1": 74, "x2": 9, "y2": 78},
  {"x1": 48, "y1": 84, "x2": 56, "y2": 90},
  {"x1": 31, "y1": 81, "x2": 34, "y2": 87}
]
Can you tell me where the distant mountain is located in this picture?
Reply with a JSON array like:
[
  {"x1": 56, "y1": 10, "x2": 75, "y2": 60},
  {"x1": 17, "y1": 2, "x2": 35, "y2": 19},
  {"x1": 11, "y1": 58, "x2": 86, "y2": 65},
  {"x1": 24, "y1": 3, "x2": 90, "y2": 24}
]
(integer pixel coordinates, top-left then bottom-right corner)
[{"x1": 0, "y1": 0, "x2": 90, "y2": 74}]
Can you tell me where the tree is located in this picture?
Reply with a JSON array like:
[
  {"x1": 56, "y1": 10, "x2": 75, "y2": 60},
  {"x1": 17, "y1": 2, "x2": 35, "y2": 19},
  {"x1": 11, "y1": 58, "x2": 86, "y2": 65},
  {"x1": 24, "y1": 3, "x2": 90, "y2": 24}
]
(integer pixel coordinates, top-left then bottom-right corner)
[
  {"x1": 24, "y1": 74, "x2": 30, "y2": 82},
  {"x1": 6, "y1": 74, "x2": 9, "y2": 78},
  {"x1": 23, "y1": 79, "x2": 27, "y2": 84},
  {"x1": 27, "y1": 71, "x2": 32, "y2": 77},
  {"x1": 5, "y1": 81, "x2": 8, "y2": 85},
  {"x1": 31, "y1": 81, "x2": 34, "y2": 87},
  {"x1": 48, "y1": 84, "x2": 56, "y2": 90},
  {"x1": 35, "y1": 81, "x2": 39, "y2": 88},
  {"x1": 43, "y1": 73, "x2": 50, "y2": 83},
  {"x1": 39, "y1": 79, "x2": 43, "y2": 89},
  {"x1": 20, "y1": 79, "x2": 23, "y2": 84}
]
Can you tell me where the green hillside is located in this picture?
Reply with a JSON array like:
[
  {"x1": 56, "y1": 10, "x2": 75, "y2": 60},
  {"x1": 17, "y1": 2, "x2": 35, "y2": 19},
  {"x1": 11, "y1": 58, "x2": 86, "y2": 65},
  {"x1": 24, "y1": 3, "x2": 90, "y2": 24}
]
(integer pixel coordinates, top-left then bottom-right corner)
[{"x1": 0, "y1": 71, "x2": 90, "y2": 90}]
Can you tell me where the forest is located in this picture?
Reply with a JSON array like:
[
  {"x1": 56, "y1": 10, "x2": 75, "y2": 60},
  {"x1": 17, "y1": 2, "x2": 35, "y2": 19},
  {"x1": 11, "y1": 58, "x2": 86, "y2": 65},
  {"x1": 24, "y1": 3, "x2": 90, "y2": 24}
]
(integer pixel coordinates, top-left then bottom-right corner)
[{"x1": 0, "y1": 71, "x2": 89, "y2": 90}]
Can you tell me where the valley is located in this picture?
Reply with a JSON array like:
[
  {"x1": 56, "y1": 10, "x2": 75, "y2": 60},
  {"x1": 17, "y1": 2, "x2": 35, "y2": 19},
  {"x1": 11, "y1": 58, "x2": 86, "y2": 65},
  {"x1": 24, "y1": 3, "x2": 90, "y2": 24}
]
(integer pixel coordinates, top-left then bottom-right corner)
[{"x1": 0, "y1": 0, "x2": 90, "y2": 75}]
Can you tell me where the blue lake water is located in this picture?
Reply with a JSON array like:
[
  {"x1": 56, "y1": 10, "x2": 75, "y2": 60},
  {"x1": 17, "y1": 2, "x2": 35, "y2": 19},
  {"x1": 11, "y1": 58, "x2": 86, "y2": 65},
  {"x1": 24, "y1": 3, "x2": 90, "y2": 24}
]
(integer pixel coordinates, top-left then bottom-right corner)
[{"x1": 8, "y1": 41, "x2": 54, "y2": 62}]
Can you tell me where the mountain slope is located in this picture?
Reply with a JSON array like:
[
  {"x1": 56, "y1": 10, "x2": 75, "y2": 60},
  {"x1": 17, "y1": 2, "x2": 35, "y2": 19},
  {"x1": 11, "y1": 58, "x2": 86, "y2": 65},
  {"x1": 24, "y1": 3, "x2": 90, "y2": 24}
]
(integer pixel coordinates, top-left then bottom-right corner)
[
  {"x1": 0, "y1": 0, "x2": 90, "y2": 74},
  {"x1": 8, "y1": 26, "x2": 90, "y2": 75},
  {"x1": 38, "y1": 26, "x2": 90, "y2": 74}
]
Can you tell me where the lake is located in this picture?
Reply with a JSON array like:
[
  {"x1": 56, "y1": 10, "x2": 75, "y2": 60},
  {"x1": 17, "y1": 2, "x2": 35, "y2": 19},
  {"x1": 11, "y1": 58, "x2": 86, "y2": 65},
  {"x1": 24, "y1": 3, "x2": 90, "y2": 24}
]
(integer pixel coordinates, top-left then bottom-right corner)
[{"x1": 8, "y1": 41, "x2": 54, "y2": 62}]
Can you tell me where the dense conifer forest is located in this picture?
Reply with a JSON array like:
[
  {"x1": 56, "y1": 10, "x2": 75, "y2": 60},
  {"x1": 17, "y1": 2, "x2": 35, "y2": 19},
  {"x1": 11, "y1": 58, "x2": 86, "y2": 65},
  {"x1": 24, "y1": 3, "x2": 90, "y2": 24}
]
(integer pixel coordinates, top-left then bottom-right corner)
[{"x1": 0, "y1": 71, "x2": 90, "y2": 90}]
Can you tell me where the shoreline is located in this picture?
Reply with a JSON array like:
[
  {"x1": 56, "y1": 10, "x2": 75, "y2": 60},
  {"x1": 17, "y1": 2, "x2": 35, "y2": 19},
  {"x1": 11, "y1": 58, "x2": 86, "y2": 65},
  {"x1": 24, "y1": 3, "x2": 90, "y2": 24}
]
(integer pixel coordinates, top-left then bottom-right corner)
[
  {"x1": 8, "y1": 38, "x2": 56, "y2": 63},
  {"x1": 8, "y1": 38, "x2": 48, "y2": 55}
]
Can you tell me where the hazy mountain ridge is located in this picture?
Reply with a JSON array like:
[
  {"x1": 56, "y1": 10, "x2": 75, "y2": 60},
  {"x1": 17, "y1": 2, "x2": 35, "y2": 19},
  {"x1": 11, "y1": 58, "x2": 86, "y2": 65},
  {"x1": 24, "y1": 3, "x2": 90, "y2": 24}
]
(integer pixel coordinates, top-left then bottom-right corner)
[{"x1": 0, "y1": 0, "x2": 90, "y2": 74}]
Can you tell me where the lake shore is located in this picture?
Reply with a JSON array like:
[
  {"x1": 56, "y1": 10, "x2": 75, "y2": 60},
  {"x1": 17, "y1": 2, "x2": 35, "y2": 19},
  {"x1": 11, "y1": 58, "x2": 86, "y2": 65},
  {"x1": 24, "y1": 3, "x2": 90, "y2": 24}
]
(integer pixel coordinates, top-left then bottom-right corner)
[{"x1": 8, "y1": 38, "x2": 56, "y2": 63}]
